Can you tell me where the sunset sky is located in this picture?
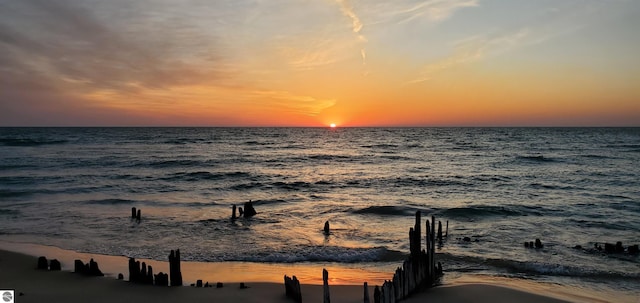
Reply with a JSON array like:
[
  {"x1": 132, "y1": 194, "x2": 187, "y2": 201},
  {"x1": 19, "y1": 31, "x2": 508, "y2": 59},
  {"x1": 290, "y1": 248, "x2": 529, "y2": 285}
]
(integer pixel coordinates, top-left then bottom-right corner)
[{"x1": 1, "y1": 0, "x2": 639, "y2": 127}]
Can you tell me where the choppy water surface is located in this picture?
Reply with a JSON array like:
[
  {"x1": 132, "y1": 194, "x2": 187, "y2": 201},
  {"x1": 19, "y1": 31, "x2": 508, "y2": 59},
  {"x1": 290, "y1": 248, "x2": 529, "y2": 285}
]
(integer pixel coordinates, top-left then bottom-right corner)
[{"x1": 1, "y1": 127, "x2": 638, "y2": 295}]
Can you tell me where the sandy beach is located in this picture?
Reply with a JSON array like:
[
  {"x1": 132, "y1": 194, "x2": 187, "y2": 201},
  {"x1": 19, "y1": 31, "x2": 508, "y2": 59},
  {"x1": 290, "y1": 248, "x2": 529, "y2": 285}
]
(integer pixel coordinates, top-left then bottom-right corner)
[{"x1": 1, "y1": 246, "x2": 612, "y2": 303}]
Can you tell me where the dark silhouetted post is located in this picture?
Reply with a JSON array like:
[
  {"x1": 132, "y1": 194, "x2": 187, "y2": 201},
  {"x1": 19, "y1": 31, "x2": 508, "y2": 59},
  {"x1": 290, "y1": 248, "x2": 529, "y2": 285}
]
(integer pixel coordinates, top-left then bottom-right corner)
[
  {"x1": 37, "y1": 256, "x2": 48, "y2": 270},
  {"x1": 141, "y1": 262, "x2": 147, "y2": 282},
  {"x1": 323, "y1": 268, "x2": 330, "y2": 303},
  {"x1": 49, "y1": 259, "x2": 61, "y2": 271},
  {"x1": 147, "y1": 265, "x2": 154, "y2": 284},
  {"x1": 364, "y1": 282, "x2": 370, "y2": 303},
  {"x1": 232, "y1": 205, "x2": 237, "y2": 221},
  {"x1": 169, "y1": 249, "x2": 183, "y2": 286},
  {"x1": 284, "y1": 275, "x2": 302, "y2": 303},
  {"x1": 243, "y1": 200, "x2": 257, "y2": 217},
  {"x1": 445, "y1": 220, "x2": 449, "y2": 238}
]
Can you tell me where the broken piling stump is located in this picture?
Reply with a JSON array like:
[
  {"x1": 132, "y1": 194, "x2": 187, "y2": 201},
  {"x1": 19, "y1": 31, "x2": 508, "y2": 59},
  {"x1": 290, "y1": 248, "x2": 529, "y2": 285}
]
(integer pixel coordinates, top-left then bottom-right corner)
[
  {"x1": 37, "y1": 256, "x2": 48, "y2": 270},
  {"x1": 284, "y1": 275, "x2": 302, "y2": 303},
  {"x1": 243, "y1": 200, "x2": 257, "y2": 217},
  {"x1": 323, "y1": 268, "x2": 330, "y2": 303},
  {"x1": 169, "y1": 249, "x2": 183, "y2": 286}
]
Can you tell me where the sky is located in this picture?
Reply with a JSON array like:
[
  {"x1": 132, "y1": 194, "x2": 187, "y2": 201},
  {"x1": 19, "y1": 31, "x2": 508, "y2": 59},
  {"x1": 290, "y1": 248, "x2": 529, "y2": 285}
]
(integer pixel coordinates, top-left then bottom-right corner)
[{"x1": 1, "y1": 0, "x2": 639, "y2": 127}]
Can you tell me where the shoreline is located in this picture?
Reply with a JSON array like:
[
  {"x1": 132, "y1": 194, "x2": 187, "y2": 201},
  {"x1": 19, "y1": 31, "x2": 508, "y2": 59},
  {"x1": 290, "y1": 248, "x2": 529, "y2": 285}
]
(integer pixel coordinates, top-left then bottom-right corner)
[
  {"x1": 0, "y1": 241, "x2": 626, "y2": 303},
  {"x1": 0, "y1": 241, "x2": 394, "y2": 285},
  {"x1": 0, "y1": 248, "x2": 576, "y2": 303}
]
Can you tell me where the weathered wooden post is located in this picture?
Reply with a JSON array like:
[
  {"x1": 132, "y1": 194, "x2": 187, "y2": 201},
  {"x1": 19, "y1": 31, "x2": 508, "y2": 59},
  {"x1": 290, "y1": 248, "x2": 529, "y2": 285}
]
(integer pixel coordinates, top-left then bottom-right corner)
[
  {"x1": 364, "y1": 282, "x2": 370, "y2": 303},
  {"x1": 425, "y1": 220, "x2": 431, "y2": 282},
  {"x1": 284, "y1": 275, "x2": 302, "y2": 303},
  {"x1": 232, "y1": 205, "x2": 237, "y2": 221},
  {"x1": 324, "y1": 221, "x2": 330, "y2": 235},
  {"x1": 323, "y1": 268, "x2": 330, "y2": 303},
  {"x1": 409, "y1": 228, "x2": 415, "y2": 257},
  {"x1": 147, "y1": 265, "x2": 154, "y2": 284},
  {"x1": 136, "y1": 209, "x2": 141, "y2": 222},
  {"x1": 88, "y1": 258, "x2": 103, "y2": 276},
  {"x1": 128, "y1": 257, "x2": 138, "y2": 282},
  {"x1": 49, "y1": 259, "x2": 61, "y2": 271},
  {"x1": 131, "y1": 207, "x2": 137, "y2": 219},
  {"x1": 437, "y1": 221, "x2": 443, "y2": 243},
  {"x1": 243, "y1": 200, "x2": 257, "y2": 217},
  {"x1": 413, "y1": 211, "x2": 421, "y2": 258},
  {"x1": 373, "y1": 286, "x2": 381, "y2": 303},
  {"x1": 37, "y1": 256, "x2": 48, "y2": 270},
  {"x1": 141, "y1": 262, "x2": 147, "y2": 282},
  {"x1": 445, "y1": 220, "x2": 449, "y2": 238},
  {"x1": 431, "y1": 216, "x2": 436, "y2": 281},
  {"x1": 169, "y1": 249, "x2": 183, "y2": 286}
]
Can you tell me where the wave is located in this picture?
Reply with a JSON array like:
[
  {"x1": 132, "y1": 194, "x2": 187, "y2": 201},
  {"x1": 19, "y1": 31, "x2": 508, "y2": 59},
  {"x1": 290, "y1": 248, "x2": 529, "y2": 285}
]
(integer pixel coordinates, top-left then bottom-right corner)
[
  {"x1": 342, "y1": 176, "x2": 471, "y2": 189},
  {"x1": 0, "y1": 190, "x2": 32, "y2": 198},
  {"x1": 251, "y1": 199, "x2": 288, "y2": 205},
  {"x1": 529, "y1": 183, "x2": 578, "y2": 191},
  {"x1": 272, "y1": 181, "x2": 312, "y2": 191},
  {"x1": 0, "y1": 164, "x2": 35, "y2": 170},
  {"x1": 221, "y1": 175, "x2": 473, "y2": 193},
  {"x1": 163, "y1": 138, "x2": 209, "y2": 145},
  {"x1": 230, "y1": 182, "x2": 265, "y2": 191},
  {"x1": 82, "y1": 199, "x2": 220, "y2": 209},
  {"x1": 390, "y1": 176, "x2": 471, "y2": 188},
  {"x1": 83, "y1": 198, "x2": 137, "y2": 205},
  {"x1": 515, "y1": 155, "x2": 558, "y2": 163},
  {"x1": 439, "y1": 252, "x2": 640, "y2": 280},
  {"x1": 227, "y1": 246, "x2": 405, "y2": 263},
  {"x1": 177, "y1": 201, "x2": 219, "y2": 207},
  {"x1": 243, "y1": 140, "x2": 275, "y2": 146},
  {"x1": 0, "y1": 138, "x2": 68, "y2": 146},
  {"x1": 566, "y1": 218, "x2": 639, "y2": 232},
  {"x1": 308, "y1": 154, "x2": 353, "y2": 161},
  {"x1": 228, "y1": 181, "x2": 319, "y2": 192},
  {"x1": 580, "y1": 154, "x2": 616, "y2": 160},
  {"x1": 165, "y1": 171, "x2": 252, "y2": 182},
  {"x1": 361, "y1": 144, "x2": 399, "y2": 149},
  {"x1": 380, "y1": 155, "x2": 414, "y2": 161},
  {"x1": 353, "y1": 205, "x2": 421, "y2": 217},
  {"x1": 437, "y1": 205, "x2": 538, "y2": 220},
  {"x1": 0, "y1": 209, "x2": 20, "y2": 216},
  {"x1": 138, "y1": 159, "x2": 205, "y2": 168}
]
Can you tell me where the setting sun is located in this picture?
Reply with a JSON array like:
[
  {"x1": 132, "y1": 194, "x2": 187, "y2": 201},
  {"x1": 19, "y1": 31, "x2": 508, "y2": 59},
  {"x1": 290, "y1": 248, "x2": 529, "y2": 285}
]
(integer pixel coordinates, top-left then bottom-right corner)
[{"x1": 330, "y1": 123, "x2": 337, "y2": 128}]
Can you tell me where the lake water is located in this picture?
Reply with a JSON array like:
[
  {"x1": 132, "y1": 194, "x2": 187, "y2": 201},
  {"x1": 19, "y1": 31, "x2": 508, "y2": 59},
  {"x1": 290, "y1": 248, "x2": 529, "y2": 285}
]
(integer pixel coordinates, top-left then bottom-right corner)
[{"x1": 1, "y1": 127, "x2": 638, "y2": 299}]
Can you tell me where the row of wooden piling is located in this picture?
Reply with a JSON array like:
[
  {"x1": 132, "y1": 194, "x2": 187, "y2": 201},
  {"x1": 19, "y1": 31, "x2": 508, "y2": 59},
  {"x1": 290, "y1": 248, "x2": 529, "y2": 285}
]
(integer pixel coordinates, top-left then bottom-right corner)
[
  {"x1": 372, "y1": 211, "x2": 444, "y2": 303},
  {"x1": 127, "y1": 249, "x2": 182, "y2": 286},
  {"x1": 285, "y1": 211, "x2": 444, "y2": 303}
]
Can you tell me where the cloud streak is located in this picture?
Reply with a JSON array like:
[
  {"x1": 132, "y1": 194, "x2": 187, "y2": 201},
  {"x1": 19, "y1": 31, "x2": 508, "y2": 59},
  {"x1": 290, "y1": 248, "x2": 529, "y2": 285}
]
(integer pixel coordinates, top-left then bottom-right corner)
[
  {"x1": 250, "y1": 90, "x2": 336, "y2": 116},
  {"x1": 408, "y1": 29, "x2": 529, "y2": 84},
  {"x1": 399, "y1": 0, "x2": 479, "y2": 22},
  {"x1": 406, "y1": 0, "x2": 610, "y2": 85},
  {"x1": 335, "y1": 0, "x2": 367, "y2": 65}
]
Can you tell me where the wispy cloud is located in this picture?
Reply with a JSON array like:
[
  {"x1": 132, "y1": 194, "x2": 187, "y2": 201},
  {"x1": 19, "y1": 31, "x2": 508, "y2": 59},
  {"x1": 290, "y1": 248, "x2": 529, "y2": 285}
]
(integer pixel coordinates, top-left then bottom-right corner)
[
  {"x1": 364, "y1": 0, "x2": 478, "y2": 26},
  {"x1": 250, "y1": 90, "x2": 336, "y2": 116},
  {"x1": 405, "y1": 0, "x2": 615, "y2": 84},
  {"x1": 402, "y1": 0, "x2": 478, "y2": 22},
  {"x1": 408, "y1": 29, "x2": 529, "y2": 84},
  {"x1": 278, "y1": 37, "x2": 343, "y2": 70},
  {"x1": 335, "y1": 0, "x2": 367, "y2": 65}
]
